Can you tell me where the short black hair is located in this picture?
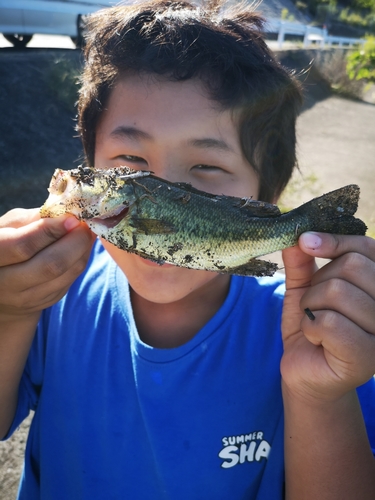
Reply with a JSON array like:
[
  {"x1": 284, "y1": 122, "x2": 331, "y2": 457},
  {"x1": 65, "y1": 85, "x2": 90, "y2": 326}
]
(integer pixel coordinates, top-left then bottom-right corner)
[{"x1": 78, "y1": 0, "x2": 302, "y2": 201}]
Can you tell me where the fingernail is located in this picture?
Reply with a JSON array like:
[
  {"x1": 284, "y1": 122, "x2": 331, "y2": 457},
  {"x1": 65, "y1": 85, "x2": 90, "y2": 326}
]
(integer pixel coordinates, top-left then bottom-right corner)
[
  {"x1": 64, "y1": 216, "x2": 80, "y2": 231},
  {"x1": 300, "y1": 232, "x2": 322, "y2": 250}
]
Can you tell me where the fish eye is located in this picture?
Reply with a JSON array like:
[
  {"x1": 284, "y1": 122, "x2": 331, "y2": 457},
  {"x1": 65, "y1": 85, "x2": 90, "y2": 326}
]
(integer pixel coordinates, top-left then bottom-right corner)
[{"x1": 56, "y1": 177, "x2": 68, "y2": 195}]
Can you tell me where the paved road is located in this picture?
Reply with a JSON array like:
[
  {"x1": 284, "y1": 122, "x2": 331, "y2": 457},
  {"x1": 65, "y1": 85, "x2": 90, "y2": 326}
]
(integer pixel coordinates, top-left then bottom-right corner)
[
  {"x1": 268, "y1": 94, "x2": 375, "y2": 270},
  {"x1": 292, "y1": 96, "x2": 375, "y2": 230}
]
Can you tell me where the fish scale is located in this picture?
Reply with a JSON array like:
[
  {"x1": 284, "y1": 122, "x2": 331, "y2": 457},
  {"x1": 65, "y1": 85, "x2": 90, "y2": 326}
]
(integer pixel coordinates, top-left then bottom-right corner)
[{"x1": 40, "y1": 166, "x2": 367, "y2": 276}]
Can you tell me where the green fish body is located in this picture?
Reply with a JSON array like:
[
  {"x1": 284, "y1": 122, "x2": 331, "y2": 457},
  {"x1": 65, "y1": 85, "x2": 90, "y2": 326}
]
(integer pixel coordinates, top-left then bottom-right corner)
[{"x1": 40, "y1": 166, "x2": 367, "y2": 276}]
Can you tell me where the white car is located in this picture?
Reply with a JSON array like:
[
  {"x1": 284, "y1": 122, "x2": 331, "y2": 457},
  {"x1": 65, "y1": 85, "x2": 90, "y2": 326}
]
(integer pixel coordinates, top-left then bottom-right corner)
[{"x1": 0, "y1": 0, "x2": 119, "y2": 48}]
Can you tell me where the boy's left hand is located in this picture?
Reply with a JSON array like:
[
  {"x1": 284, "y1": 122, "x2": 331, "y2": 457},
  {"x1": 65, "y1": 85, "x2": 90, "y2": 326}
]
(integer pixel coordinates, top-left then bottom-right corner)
[{"x1": 281, "y1": 232, "x2": 375, "y2": 403}]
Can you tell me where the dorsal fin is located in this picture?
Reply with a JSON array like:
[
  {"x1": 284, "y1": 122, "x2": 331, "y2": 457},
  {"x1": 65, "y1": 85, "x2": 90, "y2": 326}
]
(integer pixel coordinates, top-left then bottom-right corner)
[
  {"x1": 234, "y1": 198, "x2": 281, "y2": 218},
  {"x1": 173, "y1": 183, "x2": 281, "y2": 217},
  {"x1": 174, "y1": 182, "x2": 221, "y2": 199}
]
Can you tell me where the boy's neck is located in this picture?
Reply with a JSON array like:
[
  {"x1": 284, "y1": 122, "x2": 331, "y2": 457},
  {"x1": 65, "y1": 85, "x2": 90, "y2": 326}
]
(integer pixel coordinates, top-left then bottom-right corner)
[{"x1": 130, "y1": 274, "x2": 230, "y2": 349}]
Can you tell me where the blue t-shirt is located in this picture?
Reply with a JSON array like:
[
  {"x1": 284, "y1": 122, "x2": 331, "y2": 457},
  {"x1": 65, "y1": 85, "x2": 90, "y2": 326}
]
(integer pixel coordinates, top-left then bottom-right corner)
[{"x1": 5, "y1": 241, "x2": 375, "y2": 499}]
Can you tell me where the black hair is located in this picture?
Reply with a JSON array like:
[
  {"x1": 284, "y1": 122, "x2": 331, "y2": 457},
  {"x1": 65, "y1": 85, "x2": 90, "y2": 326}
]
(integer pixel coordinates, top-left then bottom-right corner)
[{"x1": 78, "y1": 0, "x2": 302, "y2": 201}]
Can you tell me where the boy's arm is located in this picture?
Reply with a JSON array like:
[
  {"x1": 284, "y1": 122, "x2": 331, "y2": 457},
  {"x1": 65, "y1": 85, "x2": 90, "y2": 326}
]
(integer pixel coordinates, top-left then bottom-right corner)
[
  {"x1": 281, "y1": 233, "x2": 375, "y2": 499},
  {"x1": 0, "y1": 208, "x2": 93, "y2": 439}
]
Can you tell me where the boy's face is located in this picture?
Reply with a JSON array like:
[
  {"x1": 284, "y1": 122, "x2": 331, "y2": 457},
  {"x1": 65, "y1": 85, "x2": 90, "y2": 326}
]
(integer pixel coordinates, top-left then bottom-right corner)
[{"x1": 94, "y1": 73, "x2": 259, "y2": 305}]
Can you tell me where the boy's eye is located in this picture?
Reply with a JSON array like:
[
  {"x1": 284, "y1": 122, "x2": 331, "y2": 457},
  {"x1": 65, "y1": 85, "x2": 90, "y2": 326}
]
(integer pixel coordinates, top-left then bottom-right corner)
[
  {"x1": 115, "y1": 155, "x2": 147, "y2": 165},
  {"x1": 193, "y1": 164, "x2": 223, "y2": 172}
]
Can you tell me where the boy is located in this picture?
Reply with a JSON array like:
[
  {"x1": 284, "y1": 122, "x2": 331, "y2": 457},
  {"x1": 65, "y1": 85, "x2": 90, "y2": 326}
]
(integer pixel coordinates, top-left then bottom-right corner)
[{"x1": 1, "y1": 1, "x2": 375, "y2": 498}]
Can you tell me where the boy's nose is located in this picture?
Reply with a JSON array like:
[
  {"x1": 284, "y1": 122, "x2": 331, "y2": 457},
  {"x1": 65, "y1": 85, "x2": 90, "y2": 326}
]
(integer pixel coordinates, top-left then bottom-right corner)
[{"x1": 148, "y1": 158, "x2": 187, "y2": 184}]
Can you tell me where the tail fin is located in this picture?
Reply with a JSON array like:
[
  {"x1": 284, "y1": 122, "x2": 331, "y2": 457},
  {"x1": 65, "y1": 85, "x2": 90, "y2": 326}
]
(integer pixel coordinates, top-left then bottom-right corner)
[{"x1": 293, "y1": 185, "x2": 367, "y2": 236}]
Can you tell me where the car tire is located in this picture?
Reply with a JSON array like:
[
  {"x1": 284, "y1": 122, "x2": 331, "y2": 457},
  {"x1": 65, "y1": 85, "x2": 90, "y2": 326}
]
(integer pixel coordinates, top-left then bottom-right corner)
[{"x1": 3, "y1": 34, "x2": 33, "y2": 48}]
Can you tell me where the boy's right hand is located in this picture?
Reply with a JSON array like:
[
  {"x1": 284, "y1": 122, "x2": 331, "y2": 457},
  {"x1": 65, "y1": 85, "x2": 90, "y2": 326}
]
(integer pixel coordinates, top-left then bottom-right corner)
[
  {"x1": 0, "y1": 208, "x2": 94, "y2": 321},
  {"x1": 0, "y1": 207, "x2": 94, "y2": 438}
]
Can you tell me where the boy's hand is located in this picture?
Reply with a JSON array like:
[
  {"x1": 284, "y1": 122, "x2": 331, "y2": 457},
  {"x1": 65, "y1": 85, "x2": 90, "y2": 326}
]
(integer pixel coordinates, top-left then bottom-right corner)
[
  {"x1": 281, "y1": 232, "x2": 375, "y2": 403},
  {"x1": 0, "y1": 208, "x2": 94, "y2": 321}
]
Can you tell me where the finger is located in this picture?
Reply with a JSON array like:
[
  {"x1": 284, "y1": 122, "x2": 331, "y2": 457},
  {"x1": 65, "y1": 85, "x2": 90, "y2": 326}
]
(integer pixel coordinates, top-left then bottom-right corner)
[
  {"x1": 309, "y1": 252, "x2": 375, "y2": 299},
  {"x1": 0, "y1": 215, "x2": 82, "y2": 266},
  {"x1": 2, "y1": 244, "x2": 93, "y2": 315},
  {"x1": 300, "y1": 310, "x2": 375, "y2": 386},
  {"x1": 299, "y1": 232, "x2": 375, "y2": 262},
  {"x1": 282, "y1": 245, "x2": 318, "y2": 291},
  {"x1": 0, "y1": 208, "x2": 41, "y2": 229},
  {"x1": 301, "y1": 279, "x2": 375, "y2": 335},
  {"x1": 281, "y1": 246, "x2": 318, "y2": 341},
  {"x1": 0, "y1": 224, "x2": 93, "y2": 297}
]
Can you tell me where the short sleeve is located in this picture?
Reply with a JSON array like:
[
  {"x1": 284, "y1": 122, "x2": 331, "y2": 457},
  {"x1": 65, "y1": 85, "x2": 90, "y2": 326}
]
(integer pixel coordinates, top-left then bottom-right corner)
[
  {"x1": 357, "y1": 376, "x2": 375, "y2": 456},
  {"x1": 1, "y1": 309, "x2": 50, "y2": 440}
]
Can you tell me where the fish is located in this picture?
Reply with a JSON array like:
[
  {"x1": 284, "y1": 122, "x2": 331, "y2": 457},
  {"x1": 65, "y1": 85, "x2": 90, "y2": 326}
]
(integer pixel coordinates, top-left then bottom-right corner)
[{"x1": 40, "y1": 165, "x2": 367, "y2": 276}]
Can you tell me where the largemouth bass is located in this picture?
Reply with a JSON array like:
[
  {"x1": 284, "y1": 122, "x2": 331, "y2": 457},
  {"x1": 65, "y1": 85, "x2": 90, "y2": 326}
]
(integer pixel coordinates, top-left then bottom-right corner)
[{"x1": 40, "y1": 166, "x2": 367, "y2": 276}]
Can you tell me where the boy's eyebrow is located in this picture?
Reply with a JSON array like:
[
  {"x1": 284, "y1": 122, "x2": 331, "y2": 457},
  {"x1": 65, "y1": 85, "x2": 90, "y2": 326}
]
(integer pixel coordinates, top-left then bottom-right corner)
[
  {"x1": 110, "y1": 126, "x2": 234, "y2": 152},
  {"x1": 110, "y1": 126, "x2": 152, "y2": 141},
  {"x1": 188, "y1": 138, "x2": 234, "y2": 152}
]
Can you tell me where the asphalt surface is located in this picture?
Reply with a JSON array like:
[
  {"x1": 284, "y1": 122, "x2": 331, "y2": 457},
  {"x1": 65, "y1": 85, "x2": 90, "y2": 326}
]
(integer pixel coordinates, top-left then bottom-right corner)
[{"x1": 297, "y1": 96, "x2": 375, "y2": 226}]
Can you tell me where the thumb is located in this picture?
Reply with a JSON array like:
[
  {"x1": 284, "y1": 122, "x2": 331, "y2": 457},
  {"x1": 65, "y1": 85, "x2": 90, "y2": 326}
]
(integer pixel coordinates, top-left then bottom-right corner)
[
  {"x1": 282, "y1": 243, "x2": 317, "y2": 291},
  {"x1": 0, "y1": 211, "x2": 83, "y2": 266},
  {"x1": 281, "y1": 244, "x2": 317, "y2": 341}
]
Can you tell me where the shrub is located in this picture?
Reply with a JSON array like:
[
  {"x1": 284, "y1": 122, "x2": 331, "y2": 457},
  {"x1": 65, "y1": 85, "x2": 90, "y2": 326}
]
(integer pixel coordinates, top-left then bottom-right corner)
[
  {"x1": 314, "y1": 49, "x2": 364, "y2": 98},
  {"x1": 346, "y1": 36, "x2": 375, "y2": 84}
]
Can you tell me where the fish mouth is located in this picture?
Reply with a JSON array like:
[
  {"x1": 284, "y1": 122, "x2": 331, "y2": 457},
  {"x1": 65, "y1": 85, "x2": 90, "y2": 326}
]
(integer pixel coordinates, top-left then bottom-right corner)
[{"x1": 90, "y1": 205, "x2": 129, "y2": 229}]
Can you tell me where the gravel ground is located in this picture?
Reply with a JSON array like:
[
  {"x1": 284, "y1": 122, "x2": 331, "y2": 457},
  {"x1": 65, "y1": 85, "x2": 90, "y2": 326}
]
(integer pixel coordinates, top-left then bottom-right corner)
[
  {"x1": 0, "y1": 47, "x2": 374, "y2": 499},
  {"x1": 0, "y1": 415, "x2": 33, "y2": 499}
]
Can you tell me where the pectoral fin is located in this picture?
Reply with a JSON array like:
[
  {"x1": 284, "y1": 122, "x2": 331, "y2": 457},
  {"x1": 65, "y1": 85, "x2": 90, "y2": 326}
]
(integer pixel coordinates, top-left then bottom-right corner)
[{"x1": 130, "y1": 218, "x2": 176, "y2": 235}]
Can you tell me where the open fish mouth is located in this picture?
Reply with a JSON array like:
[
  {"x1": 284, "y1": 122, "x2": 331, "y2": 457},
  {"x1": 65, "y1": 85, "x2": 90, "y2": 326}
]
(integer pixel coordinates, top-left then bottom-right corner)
[{"x1": 89, "y1": 204, "x2": 130, "y2": 229}]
